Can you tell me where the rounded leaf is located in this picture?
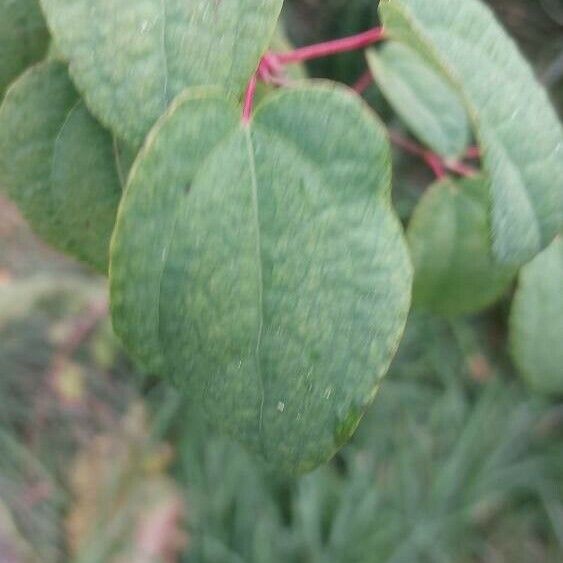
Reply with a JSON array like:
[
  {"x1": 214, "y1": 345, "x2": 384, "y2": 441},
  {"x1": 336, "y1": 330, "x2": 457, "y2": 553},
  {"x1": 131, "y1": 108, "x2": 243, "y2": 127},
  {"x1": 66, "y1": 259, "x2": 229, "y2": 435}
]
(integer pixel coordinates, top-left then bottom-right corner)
[
  {"x1": 0, "y1": 61, "x2": 128, "y2": 272},
  {"x1": 0, "y1": 0, "x2": 49, "y2": 99},
  {"x1": 367, "y1": 42, "x2": 470, "y2": 158},
  {"x1": 510, "y1": 237, "x2": 563, "y2": 395},
  {"x1": 408, "y1": 176, "x2": 516, "y2": 316},
  {"x1": 110, "y1": 83, "x2": 413, "y2": 474},
  {"x1": 40, "y1": 0, "x2": 284, "y2": 146}
]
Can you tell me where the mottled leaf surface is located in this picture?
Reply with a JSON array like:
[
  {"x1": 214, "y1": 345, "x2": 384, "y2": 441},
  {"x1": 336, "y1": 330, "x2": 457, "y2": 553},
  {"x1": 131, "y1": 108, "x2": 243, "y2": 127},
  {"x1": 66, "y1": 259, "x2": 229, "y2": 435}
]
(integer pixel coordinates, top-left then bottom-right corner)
[
  {"x1": 40, "y1": 0, "x2": 283, "y2": 146},
  {"x1": 111, "y1": 84, "x2": 413, "y2": 473},
  {"x1": 0, "y1": 61, "x2": 128, "y2": 272},
  {"x1": 367, "y1": 42, "x2": 470, "y2": 158},
  {"x1": 408, "y1": 176, "x2": 516, "y2": 316},
  {"x1": 110, "y1": 88, "x2": 241, "y2": 376},
  {"x1": 380, "y1": 0, "x2": 563, "y2": 266},
  {"x1": 0, "y1": 0, "x2": 49, "y2": 99},
  {"x1": 510, "y1": 237, "x2": 563, "y2": 395}
]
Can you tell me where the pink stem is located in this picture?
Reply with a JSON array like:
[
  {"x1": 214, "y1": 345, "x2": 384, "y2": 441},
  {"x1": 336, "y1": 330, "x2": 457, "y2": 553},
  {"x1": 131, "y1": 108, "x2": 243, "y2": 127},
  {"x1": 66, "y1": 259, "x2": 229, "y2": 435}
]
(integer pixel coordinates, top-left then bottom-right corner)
[
  {"x1": 465, "y1": 145, "x2": 481, "y2": 159},
  {"x1": 389, "y1": 131, "x2": 426, "y2": 157},
  {"x1": 389, "y1": 130, "x2": 477, "y2": 179},
  {"x1": 242, "y1": 74, "x2": 258, "y2": 123},
  {"x1": 275, "y1": 27, "x2": 385, "y2": 65},
  {"x1": 424, "y1": 153, "x2": 447, "y2": 180},
  {"x1": 353, "y1": 69, "x2": 374, "y2": 95}
]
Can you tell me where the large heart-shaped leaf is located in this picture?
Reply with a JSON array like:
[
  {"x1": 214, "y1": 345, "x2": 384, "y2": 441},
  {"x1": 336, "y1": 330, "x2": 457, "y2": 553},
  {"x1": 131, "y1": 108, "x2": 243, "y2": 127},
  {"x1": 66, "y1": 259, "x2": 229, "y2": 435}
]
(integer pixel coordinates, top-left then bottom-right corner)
[
  {"x1": 510, "y1": 237, "x2": 563, "y2": 395},
  {"x1": 110, "y1": 83, "x2": 413, "y2": 473},
  {"x1": 367, "y1": 42, "x2": 470, "y2": 158},
  {"x1": 0, "y1": 61, "x2": 130, "y2": 272},
  {"x1": 0, "y1": 0, "x2": 49, "y2": 99},
  {"x1": 380, "y1": 0, "x2": 563, "y2": 266},
  {"x1": 40, "y1": 0, "x2": 284, "y2": 146},
  {"x1": 408, "y1": 176, "x2": 516, "y2": 316}
]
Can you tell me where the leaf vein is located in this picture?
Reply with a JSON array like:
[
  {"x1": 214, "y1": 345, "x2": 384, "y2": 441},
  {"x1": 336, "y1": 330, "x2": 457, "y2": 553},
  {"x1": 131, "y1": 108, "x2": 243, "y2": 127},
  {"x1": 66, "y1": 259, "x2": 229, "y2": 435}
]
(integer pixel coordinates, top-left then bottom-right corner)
[
  {"x1": 160, "y1": 0, "x2": 170, "y2": 108},
  {"x1": 244, "y1": 128, "x2": 266, "y2": 435}
]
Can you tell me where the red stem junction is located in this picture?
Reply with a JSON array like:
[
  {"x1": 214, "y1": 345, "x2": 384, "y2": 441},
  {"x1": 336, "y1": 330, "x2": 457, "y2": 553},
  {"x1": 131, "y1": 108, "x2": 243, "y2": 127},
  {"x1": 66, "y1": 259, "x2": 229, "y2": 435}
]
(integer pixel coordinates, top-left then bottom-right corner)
[
  {"x1": 241, "y1": 25, "x2": 480, "y2": 182},
  {"x1": 242, "y1": 26, "x2": 386, "y2": 121}
]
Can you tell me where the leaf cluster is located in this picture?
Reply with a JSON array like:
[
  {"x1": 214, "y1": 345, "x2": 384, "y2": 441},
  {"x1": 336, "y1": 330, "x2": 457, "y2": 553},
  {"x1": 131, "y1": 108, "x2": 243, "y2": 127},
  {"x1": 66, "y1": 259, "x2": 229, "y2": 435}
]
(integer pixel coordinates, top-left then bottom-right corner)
[{"x1": 0, "y1": 0, "x2": 561, "y2": 472}]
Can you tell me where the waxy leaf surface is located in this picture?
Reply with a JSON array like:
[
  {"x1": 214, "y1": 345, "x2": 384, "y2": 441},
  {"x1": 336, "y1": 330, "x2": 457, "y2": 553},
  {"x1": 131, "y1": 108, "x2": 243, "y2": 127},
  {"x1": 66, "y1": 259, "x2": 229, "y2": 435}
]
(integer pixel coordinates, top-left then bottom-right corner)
[
  {"x1": 510, "y1": 237, "x2": 563, "y2": 395},
  {"x1": 0, "y1": 61, "x2": 129, "y2": 272},
  {"x1": 380, "y1": 0, "x2": 563, "y2": 266},
  {"x1": 408, "y1": 176, "x2": 516, "y2": 316},
  {"x1": 40, "y1": 0, "x2": 283, "y2": 146},
  {"x1": 111, "y1": 84, "x2": 413, "y2": 473},
  {"x1": 367, "y1": 42, "x2": 470, "y2": 158},
  {"x1": 0, "y1": 0, "x2": 49, "y2": 99}
]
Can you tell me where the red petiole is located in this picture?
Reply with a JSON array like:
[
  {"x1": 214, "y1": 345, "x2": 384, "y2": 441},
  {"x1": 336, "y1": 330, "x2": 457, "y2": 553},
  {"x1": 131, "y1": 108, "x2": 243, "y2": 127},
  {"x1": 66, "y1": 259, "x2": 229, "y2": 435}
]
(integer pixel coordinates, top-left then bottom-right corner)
[
  {"x1": 242, "y1": 25, "x2": 481, "y2": 181},
  {"x1": 242, "y1": 26, "x2": 386, "y2": 120},
  {"x1": 273, "y1": 27, "x2": 385, "y2": 65},
  {"x1": 242, "y1": 74, "x2": 258, "y2": 124},
  {"x1": 389, "y1": 131, "x2": 478, "y2": 179},
  {"x1": 352, "y1": 69, "x2": 374, "y2": 95}
]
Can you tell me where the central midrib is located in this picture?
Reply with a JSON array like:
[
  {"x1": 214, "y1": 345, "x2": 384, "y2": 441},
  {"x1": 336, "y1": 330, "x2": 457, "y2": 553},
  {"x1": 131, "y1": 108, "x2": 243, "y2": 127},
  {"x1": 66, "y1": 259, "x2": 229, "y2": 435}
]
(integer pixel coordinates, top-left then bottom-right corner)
[
  {"x1": 160, "y1": 0, "x2": 170, "y2": 107},
  {"x1": 244, "y1": 128, "x2": 266, "y2": 433}
]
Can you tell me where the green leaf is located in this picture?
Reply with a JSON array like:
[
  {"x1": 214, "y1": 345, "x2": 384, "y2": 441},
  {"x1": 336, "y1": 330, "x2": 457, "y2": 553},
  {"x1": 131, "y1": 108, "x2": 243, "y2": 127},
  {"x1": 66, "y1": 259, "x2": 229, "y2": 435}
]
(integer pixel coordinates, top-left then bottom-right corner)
[
  {"x1": 0, "y1": 0, "x2": 49, "y2": 99},
  {"x1": 110, "y1": 83, "x2": 413, "y2": 474},
  {"x1": 407, "y1": 176, "x2": 516, "y2": 316},
  {"x1": 40, "y1": 0, "x2": 284, "y2": 146},
  {"x1": 510, "y1": 237, "x2": 563, "y2": 395},
  {"x1": 0, "y1": 61, "x2": 129, "y2": 272},
  {"x1": 366, "y1": 42, "x2": 470, "y2": 158},
  {"x1": 380, "y1": 0, "x2": 563, "y2": 266}
]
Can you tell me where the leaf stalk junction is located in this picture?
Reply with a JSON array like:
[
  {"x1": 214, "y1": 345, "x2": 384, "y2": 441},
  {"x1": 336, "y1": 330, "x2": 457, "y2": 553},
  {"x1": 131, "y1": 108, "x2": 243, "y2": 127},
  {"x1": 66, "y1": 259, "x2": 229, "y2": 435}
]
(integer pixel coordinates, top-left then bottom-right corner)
[{"x1": 243, "y1": 25, "x2": 478, "y2": 178}]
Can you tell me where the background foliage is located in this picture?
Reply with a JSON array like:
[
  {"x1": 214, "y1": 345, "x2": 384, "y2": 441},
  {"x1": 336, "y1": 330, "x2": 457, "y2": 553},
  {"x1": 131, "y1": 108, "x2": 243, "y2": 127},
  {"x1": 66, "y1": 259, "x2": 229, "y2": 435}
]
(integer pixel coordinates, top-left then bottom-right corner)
[{"x1": 0, "y1": 0, "x2": 562, "y2": 561}]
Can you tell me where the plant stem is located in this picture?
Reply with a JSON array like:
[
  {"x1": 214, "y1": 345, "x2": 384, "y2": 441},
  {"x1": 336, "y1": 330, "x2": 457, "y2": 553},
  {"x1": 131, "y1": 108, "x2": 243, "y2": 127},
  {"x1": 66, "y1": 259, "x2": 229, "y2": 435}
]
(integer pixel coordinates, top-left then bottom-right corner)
[
  {"x1": 242, "y1": 74, "x2": 257, "y2": 123},
  {"x1": 389, "y1": 130, "x2": 477, "y2": 179},
  {"x1": 424, "y1": 152, "x2": 447, "y2": 180},
  {"x1": 275, "y1": 27, "x2": 385, "y2": 65},
  {"x1": 465, "y1": 145, "x2": 481, "y2": 159},
  {"x1": 352, "y1": 70, "x2": 374, "y2": 95}
]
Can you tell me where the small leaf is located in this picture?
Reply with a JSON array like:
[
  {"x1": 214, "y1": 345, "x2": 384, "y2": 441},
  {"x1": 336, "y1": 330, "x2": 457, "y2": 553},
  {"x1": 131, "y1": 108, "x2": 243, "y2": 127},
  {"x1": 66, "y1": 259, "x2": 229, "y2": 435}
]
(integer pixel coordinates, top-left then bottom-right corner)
[
  {"x1": 510, "y1": 237, "x2": 563, "y2": 395},
  {"x1": 0, "y1": 61, "x2": 129, "y2": 272},
  {"x1": 40, "y1": 0, "x2": 284, "y2": 146},
  {"x1": 0, "y1": 0, "x2": 49, "y2": 99},
  {"x1": 380, "y1": 0, "x2": 563, "y2": 266},
  {"x1": 111, "y1": 84, "x2": 413, "y2": 473},
  {"x1": 408, "y1": 176, "x2": 516, "y2": 316},
  {"x1": 367, "y1": 42, "x2": 470, "y2": 158}
]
